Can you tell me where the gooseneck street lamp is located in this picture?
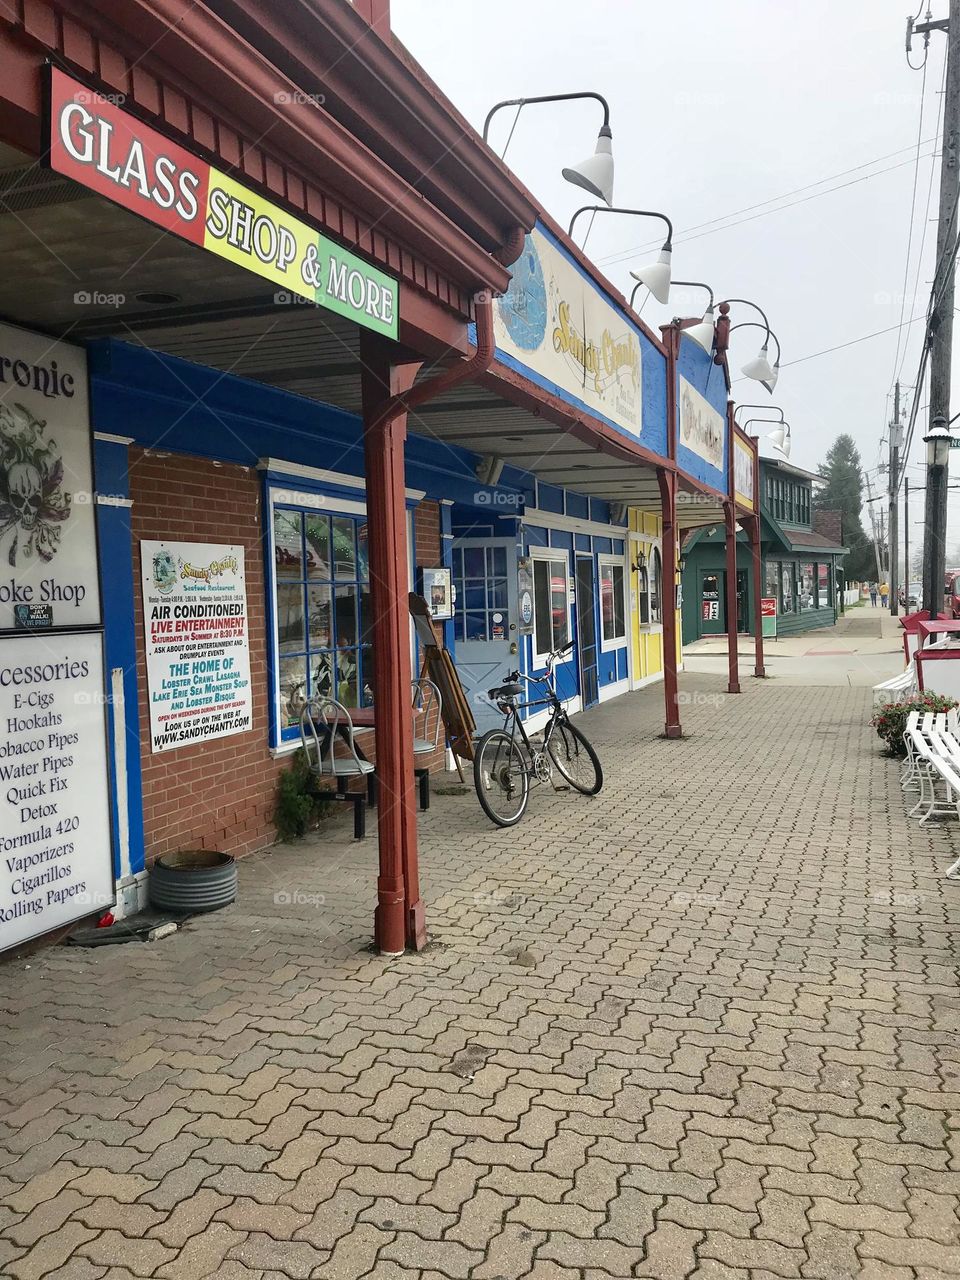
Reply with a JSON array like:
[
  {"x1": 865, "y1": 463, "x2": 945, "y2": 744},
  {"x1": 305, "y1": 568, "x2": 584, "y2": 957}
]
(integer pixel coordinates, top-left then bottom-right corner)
[
  {"x1": 742, "y1": 416, "x2": 791, "y2": 457},
  {"x1": 482, "y1": 92, "x2": 615, "y2": 205},
  {"x1": 631, "y1": 279, "x2": 716, "y2": 350},
  {"x1": 567, "y1": 206, "x2": 674, "y2": 303},
  {"x1": 720, "y1": 299, "x2": 781, "y2": 393},
  {"x1": 922, "y1": 414, "x2": 951, "y2": 619},
  {"x1": 671, "y1": 281, "x2": 716, "y2": 353},
  {"x1": 734, "y1": 403, "x2": 784, "y2": 425},
  {"x1": 728, "y1": 321, "x2": 781, "y2": 394}
]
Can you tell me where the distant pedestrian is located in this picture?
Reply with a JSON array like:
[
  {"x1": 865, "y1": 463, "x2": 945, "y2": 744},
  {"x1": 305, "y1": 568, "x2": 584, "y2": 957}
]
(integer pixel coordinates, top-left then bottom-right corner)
[
  {"x1": 880, "y1": 582, "x2": 889, "y2": 608},
  {"x1": 870, "y1": 584, "x2": 878, "y2": 607}
]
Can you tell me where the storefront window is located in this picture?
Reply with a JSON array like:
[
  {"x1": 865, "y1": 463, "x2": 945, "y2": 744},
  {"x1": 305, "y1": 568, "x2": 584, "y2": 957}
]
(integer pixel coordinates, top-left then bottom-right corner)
[
  {"x1": 650, "y1": 546, "x2": 663, "y2": 623},
  {"x1": 765, "y1": 560, "x2": 779, "y2": 602},
  {"x1": 273, "y1": 506, "x2": 372, "y2": 733},
  {"x1": 799, "y1": 562, "x2": 815, "y2": 611},
  {"x1": 532, "y1": 553, "x2": 570, "y2": 660},
  {"x1": 781, "y1": 563, "x2": 794, "y2": 614},
  {"x1": 598, "y1": 557, "x2": 626, "y2": 647},
  {"x1": 818, "y1": 562, "x2": 830, "y2": 606}
]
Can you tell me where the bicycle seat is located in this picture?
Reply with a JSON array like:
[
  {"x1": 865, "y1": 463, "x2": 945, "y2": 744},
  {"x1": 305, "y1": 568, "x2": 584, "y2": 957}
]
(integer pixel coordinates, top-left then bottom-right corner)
[{"x1": 489, "y1": 682, "x2": 522, "y2": 699}]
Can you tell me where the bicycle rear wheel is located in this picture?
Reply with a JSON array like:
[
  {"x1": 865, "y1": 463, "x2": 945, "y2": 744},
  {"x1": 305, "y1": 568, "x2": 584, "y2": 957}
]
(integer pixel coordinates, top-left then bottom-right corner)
[
  {"x1": 547, "y1": 721, "x2": 603, "y2": 795},
  {"x1": 474, "y1": 730, "x2": 530, "y2": 827}
]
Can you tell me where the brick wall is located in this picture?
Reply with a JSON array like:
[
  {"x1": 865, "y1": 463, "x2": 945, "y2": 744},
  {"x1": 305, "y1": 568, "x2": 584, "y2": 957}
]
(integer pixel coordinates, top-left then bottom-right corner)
[
  {"x1": 130, "y1": 449, "x2": 445, "y2": 862},
  {"x1": 813, "y1": 508, "x2": 842, "y2": 546},
  {"x1": 130, "y1": 449, "x2": 281, "y2": 862}
]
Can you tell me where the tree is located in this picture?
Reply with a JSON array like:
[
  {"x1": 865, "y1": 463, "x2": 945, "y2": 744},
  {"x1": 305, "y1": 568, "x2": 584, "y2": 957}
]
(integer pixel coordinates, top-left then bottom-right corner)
[{"x1": 815, "y1": 434, "x2": 875, "y2": 580}]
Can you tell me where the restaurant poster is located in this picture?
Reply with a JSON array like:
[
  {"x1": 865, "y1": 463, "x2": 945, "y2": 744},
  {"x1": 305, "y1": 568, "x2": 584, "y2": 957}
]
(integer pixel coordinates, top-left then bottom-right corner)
[
  {"x1": 141, "y1": 541, "x2": 253, "y2": 753},
  {"x1": 0, "y1": 321, "x2": 101, "y2": 631},
  {"x1": 0, "y1": 630, "x2": 114, "y2": 949}
]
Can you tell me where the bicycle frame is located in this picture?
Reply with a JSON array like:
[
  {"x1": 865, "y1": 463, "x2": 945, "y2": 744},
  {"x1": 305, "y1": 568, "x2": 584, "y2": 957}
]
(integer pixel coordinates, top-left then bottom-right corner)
[{"x1": 492, "y1": 657, "x2": 570, "y2": 782}]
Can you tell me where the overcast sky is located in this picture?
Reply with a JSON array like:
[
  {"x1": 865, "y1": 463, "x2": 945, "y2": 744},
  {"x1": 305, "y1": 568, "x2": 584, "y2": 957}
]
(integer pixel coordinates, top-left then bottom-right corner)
[{"x1": 392, "y1": 0, "x2": 957, "y2": 565}]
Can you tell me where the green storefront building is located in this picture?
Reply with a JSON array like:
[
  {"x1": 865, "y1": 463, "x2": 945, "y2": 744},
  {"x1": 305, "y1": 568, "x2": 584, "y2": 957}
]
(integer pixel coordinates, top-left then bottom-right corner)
[{"x1": 681, "y1": 454, "x2": 847, "y2": 643}]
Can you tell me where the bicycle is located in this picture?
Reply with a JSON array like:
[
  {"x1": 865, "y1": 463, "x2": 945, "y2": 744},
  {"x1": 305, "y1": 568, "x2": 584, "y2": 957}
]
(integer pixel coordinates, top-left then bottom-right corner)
[{"x1": 473, "y1": 640, "x2": 603, "y2": 827}]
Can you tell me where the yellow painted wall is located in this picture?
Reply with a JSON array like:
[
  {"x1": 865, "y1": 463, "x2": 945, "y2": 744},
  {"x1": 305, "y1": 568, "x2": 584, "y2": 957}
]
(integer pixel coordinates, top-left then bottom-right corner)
[{"x1": 628, "y1": 509, "x2": 664, "y2": 682}]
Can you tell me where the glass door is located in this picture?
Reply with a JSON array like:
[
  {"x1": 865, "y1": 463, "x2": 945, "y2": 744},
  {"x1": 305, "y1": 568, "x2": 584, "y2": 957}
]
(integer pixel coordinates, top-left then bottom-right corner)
[
  {"x1": 575, "y1": 555, "x2": 599, "y2": 708},
  {"x1": 700, "y1": 571, "x2": 725, "y2": 635},
  {"x1": 451, "y1": 538, "x2": 518, "y2": 734}
]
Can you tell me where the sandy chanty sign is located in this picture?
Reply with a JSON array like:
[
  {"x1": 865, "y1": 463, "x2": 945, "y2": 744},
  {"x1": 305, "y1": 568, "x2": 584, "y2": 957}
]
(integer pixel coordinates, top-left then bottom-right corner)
[{"x1": 141, "y1": 541, "x2": 253, "y2": 753}]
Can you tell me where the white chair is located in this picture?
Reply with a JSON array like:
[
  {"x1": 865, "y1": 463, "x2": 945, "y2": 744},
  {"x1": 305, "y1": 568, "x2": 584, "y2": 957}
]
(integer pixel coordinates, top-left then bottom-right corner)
[
  {"x1": 874, "y1": 665, "x2": 917, "y2": 706},
  {"x1": 901, "y1": 710, "x2": 922, "y2": 791},
  {"x1": 907, "y1": 728, "x2": 958, "y2": 825},
  {"x1": 300, "y1": 697, "x2": 375, "y2": 839},
  {"x1": 412, "y1": 678, "x2": 443, "y2": 811}
]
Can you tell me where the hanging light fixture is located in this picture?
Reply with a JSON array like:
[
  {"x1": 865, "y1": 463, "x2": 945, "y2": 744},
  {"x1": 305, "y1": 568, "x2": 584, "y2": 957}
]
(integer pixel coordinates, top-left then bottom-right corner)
[
  {"x1": 568, "y1": 206, "x2": 674, "y2": 303},
  {"x1": 730, "y1": 322, "x2": 782, "y2": 393},
  {"x1": 482, "y1": 92, "x2": 615, "y2": 205},
  {"x1": 719, "y1": 299, "x2": 782, "y2": 395},
  {"x1": 670, "y1": 281, "x2": 716, "y2": 353}
]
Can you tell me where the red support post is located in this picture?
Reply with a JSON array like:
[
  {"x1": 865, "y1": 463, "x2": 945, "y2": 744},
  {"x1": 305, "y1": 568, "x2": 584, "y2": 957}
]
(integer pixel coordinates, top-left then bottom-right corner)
[
  {"x1": 658, "y1": 468, "x2": 682, "y2": 738},
  {"x1": 723, "y1": 501, "x2": 741, "y2": 694},
  {"x1": 748, "y1": 514, "x2": 766, "y2": 678},
  {"x1": 359, "y1": 334, "x2": 425, "y2": 955}
]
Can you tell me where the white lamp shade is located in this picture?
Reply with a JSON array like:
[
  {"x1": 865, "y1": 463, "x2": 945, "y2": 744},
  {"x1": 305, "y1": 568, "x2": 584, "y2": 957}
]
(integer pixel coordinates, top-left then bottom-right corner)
[
  {"x1": 685, "y1": 306, "x2": 716, "y2": 353},
  {"x1": 630, "y1": 248, "x2": 672, "y2": 306},
  {"x1": 760, "y1": 359, "x2": 780, "y2": 395},
  {"x1": 562, "y1": 131, "x2": 614, "y2": 206},
  {"x1": 766, "y1": 425, "x2": 786, "y2": 450},
  {"x1": 742, "y1": 343, "x2": 775, "y2": 384}
]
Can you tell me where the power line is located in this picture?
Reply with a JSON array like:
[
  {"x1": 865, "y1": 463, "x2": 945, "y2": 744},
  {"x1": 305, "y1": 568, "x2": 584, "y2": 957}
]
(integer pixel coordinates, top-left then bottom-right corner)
[
  {"x1": 756, "y1": 311, "x2": 929, "y2": 373},
  {"x1": 889, "y1": 48, "x2": 932, "y2": 390},
  {"x1": 897, "y1": 192, "x2": 960, "y2": 483},
  {"x1": 596, "y1": 139, "x2": 942, "y2": 267},
  {"x1": 896, "y1": 44, "x2": 948, "y2": 388}
]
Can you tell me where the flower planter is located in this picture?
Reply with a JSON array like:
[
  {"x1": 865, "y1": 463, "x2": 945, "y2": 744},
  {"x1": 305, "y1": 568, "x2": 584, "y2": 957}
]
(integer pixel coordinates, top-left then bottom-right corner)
[{"x1": 148, "y1": 850, "x2": 237, "y2": 914}]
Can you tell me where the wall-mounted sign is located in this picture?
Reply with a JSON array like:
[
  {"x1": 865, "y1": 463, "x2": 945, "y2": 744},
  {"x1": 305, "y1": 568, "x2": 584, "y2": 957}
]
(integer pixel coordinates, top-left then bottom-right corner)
[
  {"x1": 517, "y1": 556, "x2": 534, "y2": 635},
  {"x1": 733, "y1": 434, "x2": 756, "y2": 509},
  {"x1": 679, "y1": 377, "x2": 724, "y2": 472},
  {"x1": 0, "y1": 323, "x2": 101, "y2": 631},
  {"x1": 420, "y1": 566, "x2": 453, "y2": 621},
  {"x1": 494, "y1": 223, "x2": 651, "y2": 447},
  {"x1": 141, "y1": 541, "x2": 253, "y2": 753},
  {"x1": 0, "y1": 630, "x2": 114, "y2": 951},
  {"x1": 46, "y1": 68, "x2": 399, "y2": 339},
  {"x1": 761, "y1": 596, "x2": 777, "y2": 638}
]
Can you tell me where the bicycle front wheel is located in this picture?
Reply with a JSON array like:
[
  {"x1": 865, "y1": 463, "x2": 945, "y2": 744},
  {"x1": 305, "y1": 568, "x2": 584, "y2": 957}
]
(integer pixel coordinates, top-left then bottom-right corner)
[
  {"x1": 474, "y1": 730, "x2": 530, "y2": 827},
  {"x1": 547, "y1": 722, "x2": 603, "y2": 795}
]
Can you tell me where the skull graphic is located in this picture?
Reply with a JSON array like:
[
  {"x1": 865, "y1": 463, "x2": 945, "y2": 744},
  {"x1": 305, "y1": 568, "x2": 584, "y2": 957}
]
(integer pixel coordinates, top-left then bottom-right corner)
[
  {"x1": 0, "y1": 402, "x2": 71, "y2": 565},
  {"x1": 7, "y1": 461, "x2": 42, "y2": 531}
]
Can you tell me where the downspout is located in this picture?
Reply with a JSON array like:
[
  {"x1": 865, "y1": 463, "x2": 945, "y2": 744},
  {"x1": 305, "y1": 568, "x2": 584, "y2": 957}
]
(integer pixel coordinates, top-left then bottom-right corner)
[{"x1": 371, "y1": 288, "x2": 497, "y2": 430}]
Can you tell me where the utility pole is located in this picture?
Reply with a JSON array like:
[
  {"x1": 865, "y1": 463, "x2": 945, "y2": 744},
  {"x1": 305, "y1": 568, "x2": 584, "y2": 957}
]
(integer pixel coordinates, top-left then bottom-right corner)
[
  {"x1": 905, "y1": 475, "x2": 910, "y2": 607},
  {"x1": 889, "y1": 381, "x2": 902, "y2": 615},
  {"x1": 914, "y1": 1, "x2": 960, "y2": 618},
  {"x1": 865, "y1": 472, "x2": 884, "y2": 583}
]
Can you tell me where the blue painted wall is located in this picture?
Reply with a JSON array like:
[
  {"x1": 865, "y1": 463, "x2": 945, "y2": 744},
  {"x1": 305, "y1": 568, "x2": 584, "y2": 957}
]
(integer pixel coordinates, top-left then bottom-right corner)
[
  {"x1": 479, "y1": 220, "x2": 670, "y2": 461},
  {"x1": 676, "y1": 334, "x2": 729, "y2": 492}
]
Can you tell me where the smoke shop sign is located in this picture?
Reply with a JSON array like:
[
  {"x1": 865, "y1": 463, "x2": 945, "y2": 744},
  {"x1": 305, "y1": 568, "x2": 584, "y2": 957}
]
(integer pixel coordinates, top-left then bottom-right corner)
[
  {"x1": 0, "y1": 631, "x2": 114, "y2": 951},
  {"x1": 46, "y1": 68, "x2": 399, "y2": 339},
  {"x1": 0, "y1": 322, "x2": 101, "y2": 631},
  {"x1": 142, "y1": 541, "x2": 253, "y2": 753}
]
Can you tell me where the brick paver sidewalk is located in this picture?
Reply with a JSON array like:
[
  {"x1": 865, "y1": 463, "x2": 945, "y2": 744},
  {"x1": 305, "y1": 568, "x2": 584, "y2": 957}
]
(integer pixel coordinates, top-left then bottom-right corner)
[{"x1": 1, "y1": 673, "x2": 959, "y2": 1279}]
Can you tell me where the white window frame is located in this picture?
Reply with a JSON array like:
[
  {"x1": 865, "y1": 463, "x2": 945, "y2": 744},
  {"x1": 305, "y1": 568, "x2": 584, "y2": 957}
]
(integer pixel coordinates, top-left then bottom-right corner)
[
  {"x1": 597, "y1": 553, "x2": 628, "y2": 652},
  {"x1": 530, "y1": 546, "x2": 571, "y2": 668},
  {"x1": 645, "y1": 540, "x2": 664, "y2": 631},
  {"x1": 268, "y1": 484, "x2": 416, "y2": 754}
]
